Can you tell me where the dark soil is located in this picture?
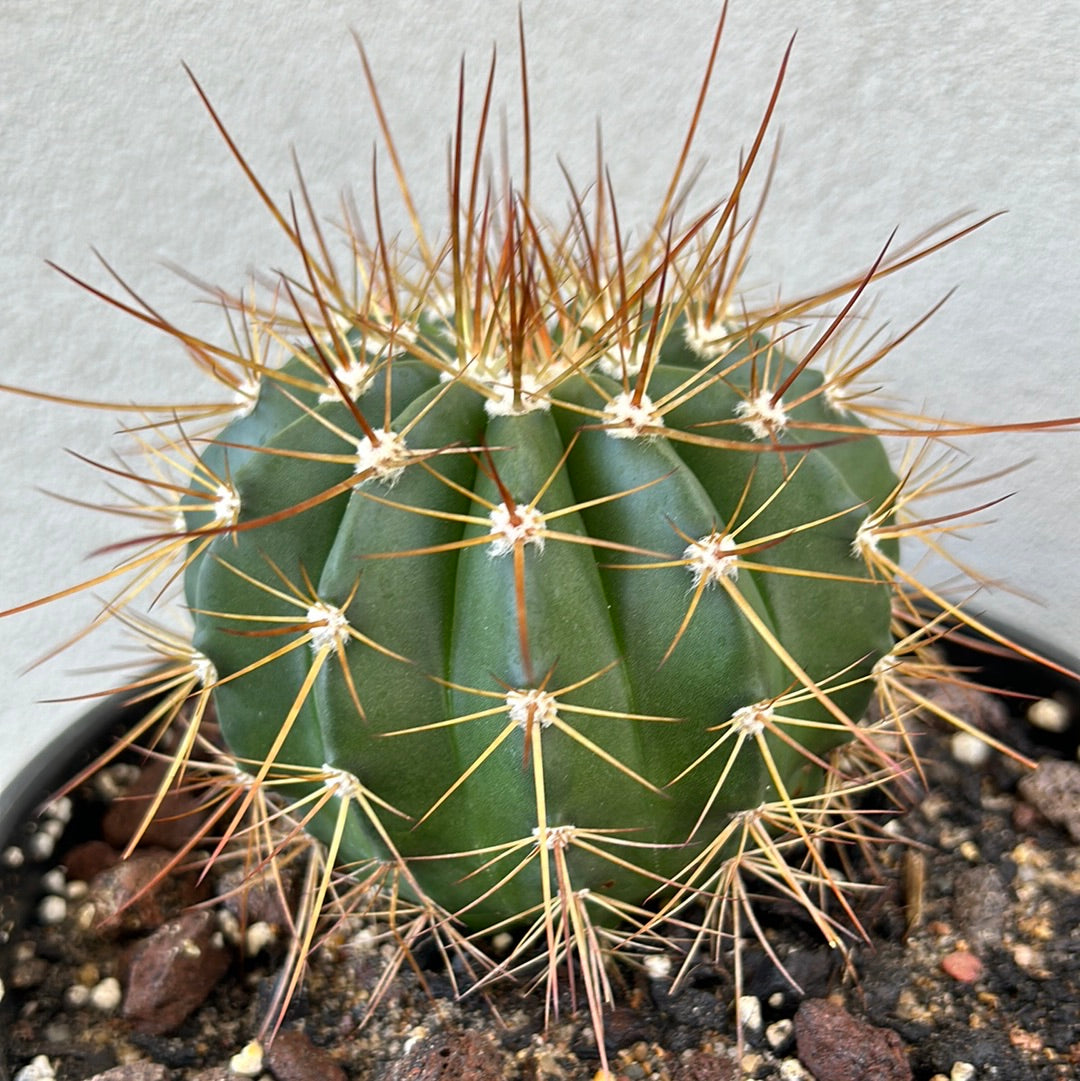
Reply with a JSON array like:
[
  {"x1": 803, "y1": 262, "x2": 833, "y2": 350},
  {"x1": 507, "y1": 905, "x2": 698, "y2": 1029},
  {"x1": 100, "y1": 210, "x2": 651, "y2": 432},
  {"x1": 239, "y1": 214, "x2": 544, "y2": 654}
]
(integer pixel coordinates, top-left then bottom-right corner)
[{"x1": 2, "y1": 649, "x2": 1078, "y2": 1081}]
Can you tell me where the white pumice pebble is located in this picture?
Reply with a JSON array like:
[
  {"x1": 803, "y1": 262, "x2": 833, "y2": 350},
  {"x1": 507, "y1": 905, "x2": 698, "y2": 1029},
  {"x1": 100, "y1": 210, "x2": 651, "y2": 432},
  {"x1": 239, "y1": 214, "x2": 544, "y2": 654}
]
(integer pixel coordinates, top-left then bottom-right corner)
[
  {"x1": 244, "y1": 921, "x2": 275, "y2": 956},
  {"x1": 766, "y1": 1017, "x2": 794, "y2": 1052},
  {"x1": 26, "y1": 831, "x2": 56, "y2": 862},
  {"x1": 89, "y1": 977, "x2": 122, "y2": 1012},
  {"x1": 41, "y1": 868, "x2": 67, "y2": 895},
  {"x1": 13, "y1": 1055, "x2": 55, "y2": 1081},
  {"x1": 2, "y1": 845, "x2": 25, "y2": 868},
  {"x1": 38, "y1": 818, "x2": 65, "y2": 841},
  {"x1": 64, "y1": 984, "x2": 91, "y2": 1009},
  {"x1": 229, "y1": 1039, "x2": 264, "y2": 1076},
  {"x1": 736, "y1": 994, "x2": 763, "y2": 1037},
  {"x1": 644, "y1": 954, "x2": 673, "y2": 980},
  {"x1": 43, "y1": 796, "x2": 73, "y2": 823},
  {"x1": 951, "y1": 1062, "x2": 978, "y2": 1081},
  {"x1": 1027, "y1": 696, "x2": 1070, "y2": 733},
  {"x1": 65, "y1": 879, "x2": 88, "y2": 900},
  {"x1": 951, "y1": 731, "x2": 991, "y2": 767},
  {"x1": 37, "y1": 894, "x2": 67, "y2": 925}
]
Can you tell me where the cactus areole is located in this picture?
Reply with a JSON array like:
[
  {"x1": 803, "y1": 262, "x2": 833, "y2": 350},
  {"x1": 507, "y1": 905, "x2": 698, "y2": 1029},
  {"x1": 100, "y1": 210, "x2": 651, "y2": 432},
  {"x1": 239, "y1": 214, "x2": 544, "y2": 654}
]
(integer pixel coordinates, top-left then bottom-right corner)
[{"x1": 185, "y1": 293, "x2": 900, "y2": 925}]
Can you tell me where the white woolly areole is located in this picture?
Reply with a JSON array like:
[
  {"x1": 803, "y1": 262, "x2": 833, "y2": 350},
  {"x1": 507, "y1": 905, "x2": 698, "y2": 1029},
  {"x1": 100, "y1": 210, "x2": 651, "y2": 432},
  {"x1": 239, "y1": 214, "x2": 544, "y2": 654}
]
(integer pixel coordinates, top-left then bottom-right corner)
[
  {"x1": 852, "y1": 516, "x2": 881, "y2": 558},
  {"x1": 306, "y1": 602, "x2": 350, "y2": 653},
  {"x1": 321, "y1": 764, "x2": 361, "y2": 800},
  {"x1": 353, "y1": 428, "x2": 409, "y2": 483},
  {"x1": 320, "y1": 361, "x2": 372, "y2": 403},
  {"x1": 730, "y1": 701, "x2": 773, "y2": 737},
  {"x1": 231, "y1": 375, "x2": 261, "y2": 418},
  {"x1": 823, "y1": 377, "x2": 854, "y2": 416},
  {"x1": 488, "y1": 502, "x2": 546, "y2": 555},
  {"x1": 506, "y1": 687, "x2": 560, "y2": 730},
  {"x1": 682, "y1": 318, "x2": 731, "y2": 359},
  {"x1": 872, "y1": 653, "x2": 900, "y2": 679},
  {"x1": 594, "y1": 347, "x2": 645, "y2": 380},
  {"x1": 684, "y1": 531, "x2": 739, "y2": 586},
  {"x1": 483, "y1": 370, "x2": 552, "y2": 417},
  {"x1": 192, "y1": 651, "x2": 217, "y2": 688},
  {"x1": 212, "y1": 483, "x2": 241, "y2": 526},
  {"x1": 735, "y1": 390, "x2": 788, "y2": 440},
  {"x1": 602, "y1": 391, "x2": 664, "y2": 439},
  {"x1": 531, "y1": 823, "x2": 576, "y2": 849}
]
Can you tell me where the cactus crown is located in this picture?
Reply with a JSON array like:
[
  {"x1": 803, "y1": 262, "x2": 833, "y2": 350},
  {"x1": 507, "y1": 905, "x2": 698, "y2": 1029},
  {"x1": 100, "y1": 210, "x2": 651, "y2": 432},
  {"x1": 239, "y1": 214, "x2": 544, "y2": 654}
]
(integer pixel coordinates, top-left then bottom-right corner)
[{"x1": 5, "y1": 13, "x2": 1078, "y2": 1072}]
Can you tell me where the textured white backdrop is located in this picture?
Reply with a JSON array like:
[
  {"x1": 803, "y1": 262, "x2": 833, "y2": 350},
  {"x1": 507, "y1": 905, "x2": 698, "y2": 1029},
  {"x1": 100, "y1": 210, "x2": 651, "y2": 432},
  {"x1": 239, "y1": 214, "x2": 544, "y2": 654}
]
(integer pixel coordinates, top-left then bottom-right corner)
[{"x1": 2, "y1": 1, "x2": 1077, "y2": 811}]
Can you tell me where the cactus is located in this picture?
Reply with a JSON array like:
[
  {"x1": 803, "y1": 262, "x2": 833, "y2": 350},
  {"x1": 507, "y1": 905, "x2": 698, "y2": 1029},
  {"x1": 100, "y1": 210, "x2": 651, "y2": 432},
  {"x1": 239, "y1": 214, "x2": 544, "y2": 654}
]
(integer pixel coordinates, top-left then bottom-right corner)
[{"x1": 5, "y1": 13, "x2": 1078, "y2": 1071}]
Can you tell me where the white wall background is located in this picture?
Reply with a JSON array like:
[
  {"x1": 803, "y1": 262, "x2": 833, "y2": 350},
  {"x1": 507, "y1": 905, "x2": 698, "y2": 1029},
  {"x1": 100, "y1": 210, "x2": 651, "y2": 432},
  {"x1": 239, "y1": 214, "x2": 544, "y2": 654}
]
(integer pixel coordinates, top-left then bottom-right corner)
[{"x1": 2, "y1": 1, "x2": 1077, "y2": 810}]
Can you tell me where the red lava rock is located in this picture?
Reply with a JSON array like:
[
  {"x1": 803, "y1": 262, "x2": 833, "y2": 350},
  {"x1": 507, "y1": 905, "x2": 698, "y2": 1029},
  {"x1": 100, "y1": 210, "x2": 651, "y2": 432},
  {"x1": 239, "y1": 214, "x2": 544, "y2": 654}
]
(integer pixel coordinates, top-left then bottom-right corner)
[
  {"x1": 380, "y1": 1030, "x2": 505, "y2": 1080},
  {"x1": 266, "y1": 1028, "x2": 348, "y2": 1081},
  {"x1": 102, "y1": 760, "x2": 210, "y2": 851},
  {"x1": 121, "y1": 909, "x2": 231, "y2": 1035},
  {"x1": 794, "y1": 998, "x2": 912, "y2": 1081},
  {"x1": 942, "y1": 949, "x2": 984, "y2": 983},
  {"x1": 86, "y1": 1064, "x2": 172, "y2": 1081},
  {"x1": 63, "y1": 839, "x2": 120, "y2": 883},
  {"x1": 215, "y1": 860, "x2": 300, "y2": 928},
  {"x1": 88, "y1": 849, "x2": 208, "y2": 936},
  {"x1": 1017, "y1": 758, "x2": 1080, "y2": 842},
  {"x1": 674, "y1": 1048, "x2": 740, "y2": 1080}
]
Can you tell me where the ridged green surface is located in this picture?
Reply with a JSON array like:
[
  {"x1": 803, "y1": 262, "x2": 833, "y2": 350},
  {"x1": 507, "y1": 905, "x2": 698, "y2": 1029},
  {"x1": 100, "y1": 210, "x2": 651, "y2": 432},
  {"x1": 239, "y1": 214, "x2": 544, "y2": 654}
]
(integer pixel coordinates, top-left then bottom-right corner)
[{"x1": 187, "y1": 324, "x2": 898, "y2": 925}]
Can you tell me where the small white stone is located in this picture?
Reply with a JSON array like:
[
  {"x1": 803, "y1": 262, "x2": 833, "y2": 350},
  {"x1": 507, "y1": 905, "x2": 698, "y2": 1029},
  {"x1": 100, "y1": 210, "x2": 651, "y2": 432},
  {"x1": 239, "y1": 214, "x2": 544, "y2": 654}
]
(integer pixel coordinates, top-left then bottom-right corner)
[
  {"x1": 643, "y1": 954, "x2": 673, "y2": 981},
  {"x1": 37, "y1": 895, "x2": 67, "y2": 925},
  {"x1": 950, "y1": 1062, "x2": 978, "y2": 1081},
  {"x1": 778, "y1": 1059, "x2": 814, "y2": 1081},
  {"x1": 26, "y1": 831, "x2": 56, "y2": 862},
  {"x1": 229, "y1": 1039, "x2": 265, "y2": 1076},
  {"x1": 491, "y1": 932, "x2": 514, "y2": 955},
  {"x1": 41, "y1": 868, "x2": 66, "y2": 895},
  {"x1": 736, "y1": 994, "x2": 763, "y2": 1037},
  {"x1": 64, "y1": 983, "x2": 91, "y2": 1008},
  {"x1": 244, "y1": 921, "x2": 276, "y2": 956},
  {"x1": 2, "y1": 845, "x2": 25, "y2": 868},
  {"x1": 1026, "y1": 697, "x2": 1070, "y2": 733},
  {"x1": 65, "y1": 880, "x2": 88, "y2": 901},
  {"x1": 218, "y1": 908, "x2": 241, "y2": 944},
  {"x1": 89, "y1": 977, "x2": 122, "y2": 1012},
  {"x1": 765, "y1": 1017, "x2": 794, "y2": 1052},
  {"x1": 402, "y1": 1025, "x2": 429, "y2": 1055},
  {"x1": 13, "y1": 1055, "x2": 55, "y2": 1081},
  {"x1": 951, "y1": 731, "x2": 991, "y2": 767},
  {"x1": 43, "y1": 796, "x2": 72, "y2": 824},
  {"x1": 39, "y1": 819, "x2": 65, "y2": 841},
  {"x1": 74, "y1": 902, "x2": 97, "y2": 931}
]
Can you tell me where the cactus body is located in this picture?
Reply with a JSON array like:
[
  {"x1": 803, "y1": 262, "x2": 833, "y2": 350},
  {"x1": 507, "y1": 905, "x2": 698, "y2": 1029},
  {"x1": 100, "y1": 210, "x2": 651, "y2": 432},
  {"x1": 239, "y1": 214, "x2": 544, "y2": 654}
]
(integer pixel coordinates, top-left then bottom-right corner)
[{"x1": 187, "y1": 320, "x2": 898, "y2": 925}]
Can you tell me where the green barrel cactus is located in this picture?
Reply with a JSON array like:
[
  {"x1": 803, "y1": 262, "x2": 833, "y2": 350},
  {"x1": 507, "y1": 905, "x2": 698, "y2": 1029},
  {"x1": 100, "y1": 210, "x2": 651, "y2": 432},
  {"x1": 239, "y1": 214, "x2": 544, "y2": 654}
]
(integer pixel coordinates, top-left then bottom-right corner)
[
  {"x1": 6, "y1": 16, "x2": 1076, "y2": 1069},
  {"x1": 185, "y1": 312, "x2": 899, "y2": 928}
]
